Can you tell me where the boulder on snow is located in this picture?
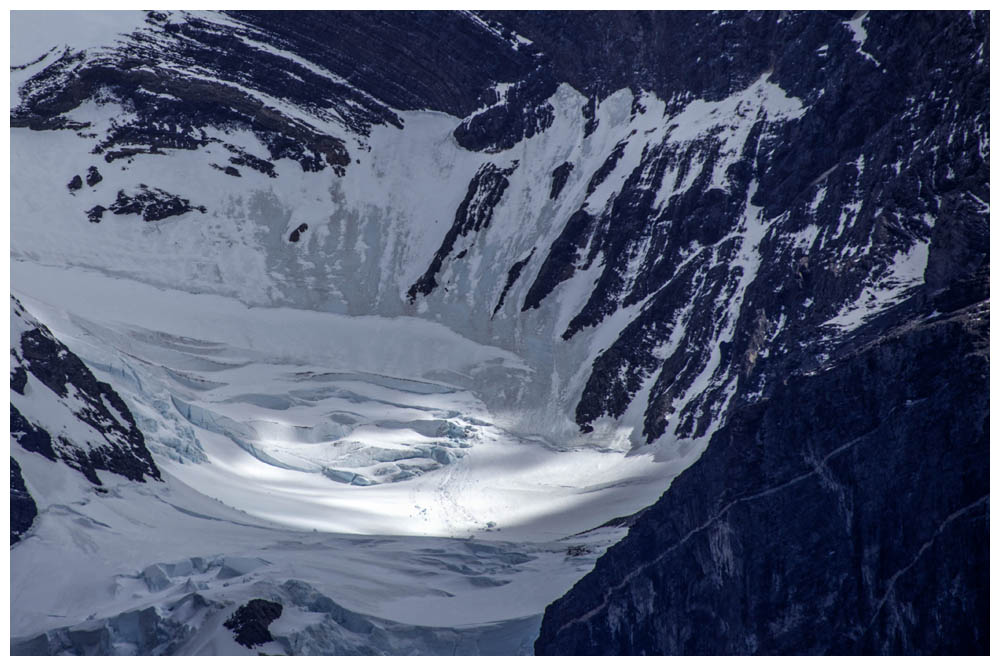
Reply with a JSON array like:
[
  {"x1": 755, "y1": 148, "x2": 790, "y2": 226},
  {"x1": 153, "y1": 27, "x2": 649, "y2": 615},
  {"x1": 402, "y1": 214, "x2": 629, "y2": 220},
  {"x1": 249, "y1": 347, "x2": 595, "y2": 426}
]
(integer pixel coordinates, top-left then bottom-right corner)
[{"x1": 224, "y1": 599, "x2": 283, "y2": 648}]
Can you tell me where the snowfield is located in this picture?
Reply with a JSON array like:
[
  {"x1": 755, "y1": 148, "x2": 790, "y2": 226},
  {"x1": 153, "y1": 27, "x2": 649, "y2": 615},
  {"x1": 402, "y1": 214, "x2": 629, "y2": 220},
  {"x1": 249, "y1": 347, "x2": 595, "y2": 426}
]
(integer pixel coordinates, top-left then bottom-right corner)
[
  {"x1": 13, "y1": 260, "x2": 677, "y2": 539},
  {"x1": 10, "y1": 259, "x2": 671, "y2": 654},
  {"x1": 11, "y1": 442, "x2": 627, "y2": 655}
]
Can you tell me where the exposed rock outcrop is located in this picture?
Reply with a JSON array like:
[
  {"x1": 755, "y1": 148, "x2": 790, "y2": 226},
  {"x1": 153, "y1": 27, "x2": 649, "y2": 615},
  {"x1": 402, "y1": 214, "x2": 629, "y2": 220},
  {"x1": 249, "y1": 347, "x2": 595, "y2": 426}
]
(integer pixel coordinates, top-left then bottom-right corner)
[
  {"x1": 224, "y1": 599, "x2": 284, "y2": 649},
  {"x1": 10, "y1": 296, "x2": 161, "y2": 485},
  {"x1": 10, "y1": 458, "x2": 38, "y2": 545},
  {"x1": 536, "y1": 294, "x2": 989, "y2": 655}
]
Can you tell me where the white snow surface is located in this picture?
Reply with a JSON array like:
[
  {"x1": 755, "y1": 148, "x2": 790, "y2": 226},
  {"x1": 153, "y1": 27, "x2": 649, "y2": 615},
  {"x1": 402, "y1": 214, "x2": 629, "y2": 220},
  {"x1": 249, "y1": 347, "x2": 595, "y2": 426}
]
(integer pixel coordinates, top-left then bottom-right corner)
[
  {"x1": 13, "y1": 261, "x2": 669, "y2": 539},
  {"x1": 10, "y1": 260, "x2": 663, "y2": 653},
  {"x1": 12, "y1": 443, "x2": 626, "y2": 654},
  {"x1": 844, "y1": 11, "x2": 882, "y2": 67},
  {"x1": 11, "y1": 10, "x2": 148, "y2": 66}
]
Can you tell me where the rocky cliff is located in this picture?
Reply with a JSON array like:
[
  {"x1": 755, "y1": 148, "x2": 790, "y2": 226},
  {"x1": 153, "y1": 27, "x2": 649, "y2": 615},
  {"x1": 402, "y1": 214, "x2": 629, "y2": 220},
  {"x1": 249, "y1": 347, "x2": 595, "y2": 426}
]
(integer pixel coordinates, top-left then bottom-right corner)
[
  {"x1": 531, "y1": 10, "x2": 989, "y2": 655},
  {"x1": 536, "y1": 276, "x2": 988, "y2": 655},
  {"x1": 10, "y1": 296, "x2": 161, "y2": 491}
]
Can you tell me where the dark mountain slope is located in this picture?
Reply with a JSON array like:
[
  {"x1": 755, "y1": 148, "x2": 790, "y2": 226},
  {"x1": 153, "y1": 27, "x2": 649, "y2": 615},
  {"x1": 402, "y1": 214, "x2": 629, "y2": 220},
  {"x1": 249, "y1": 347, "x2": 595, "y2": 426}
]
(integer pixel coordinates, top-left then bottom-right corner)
[
  {"x1": 10, "y1": 458, "x2": 38, "y2": 545},
  {"x1": 10, "y1": 296, "x2": 161, "y2": 489},
  {"x1": 536, "y1": 275, "x2": 988, "y2": 654}
]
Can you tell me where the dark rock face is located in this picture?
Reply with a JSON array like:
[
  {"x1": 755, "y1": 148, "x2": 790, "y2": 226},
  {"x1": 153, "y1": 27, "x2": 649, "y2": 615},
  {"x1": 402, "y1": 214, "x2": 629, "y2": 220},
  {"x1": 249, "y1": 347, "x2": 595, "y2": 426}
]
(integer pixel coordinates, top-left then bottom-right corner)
[
  {"x1": 492, "y1": 249, "x2": 535, "y2": 317},
  {"x1": 66, "y1": 174, "x2": 82, "y2": 192},
  {"x1": 453, "y1": 70, "x2": 558, "y2": 153},
  {"x1": 544, "y1": 10, "x2": 988, "y2": 442},
  {"x1": 85, "y1": 165, "x2": 103, "y2": 186},
  {"x1": 584, "y1": 141, "x2": 626, "y2": 196},
  {"x1": 288, "y1": 223, "x2": 309, "y2": 242},
  {"x1": 10, "y1": 405, "x2": 57, "y2": 461},
  {"x1": 227, "y1": 11, "x2": 539, "y2": 120},
  {"x1": 225, "y1": 144, "x2": 277, "y2": 178},
  {"x1": 10, "y1": 457, "x2": 38, "y2": 545},
  {"x1": 108, "y1": 185, "x2": 205, "y2": 222},
  {"x1": 408, "y1": 161, "x2": 519, "y2": 301},
  {"x1": 224, "y1": 599, "x2": 284, "y2": 649},
  {"x1": 10, "y1": 363, "x2": 28, "y2": 394},
  {"x1": 10, "y1": 297, "x2": 161, "y2": 485},
  {"x1": 549, "y1": 162, "x2": 573, "y2": 200},
  {"x1": 482, "y1": 11, "x2": 844, "y2": 105},
  {"x1": 85, "y1": 205, "x2": 106, "y2": 223},
  {"x1": 536, "y1": 296, "x2": 989, "y2": 655},
  {"x1": 521, "y1": 208, "x2": 595, "y2": 312},
  {"x1": 525, "y1": 15, "x2": 991, "y2": 642},
  {"x1": 213, "y1": 164, "x2": 241, "y2": 177},
  {"x1": 12, "y1": 13, "x2": 358, "y2": 176},
  {"x1": 10, "y1": 10, "x2": 547, "y2": 181}
]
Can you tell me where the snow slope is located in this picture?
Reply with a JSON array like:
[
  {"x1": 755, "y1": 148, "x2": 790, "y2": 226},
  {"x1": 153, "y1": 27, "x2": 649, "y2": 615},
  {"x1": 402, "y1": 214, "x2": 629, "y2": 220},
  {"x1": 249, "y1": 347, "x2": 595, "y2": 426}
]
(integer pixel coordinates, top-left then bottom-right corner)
[
  {"x1": 12, "y1": 441, "x2": 627, "y2": 655},
  {"x1": 10, "y1": 262, "x2": 666, "y2": 653},
  {"x1": 13, "y1": 261, "x2": 675, "y2": 540}
]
